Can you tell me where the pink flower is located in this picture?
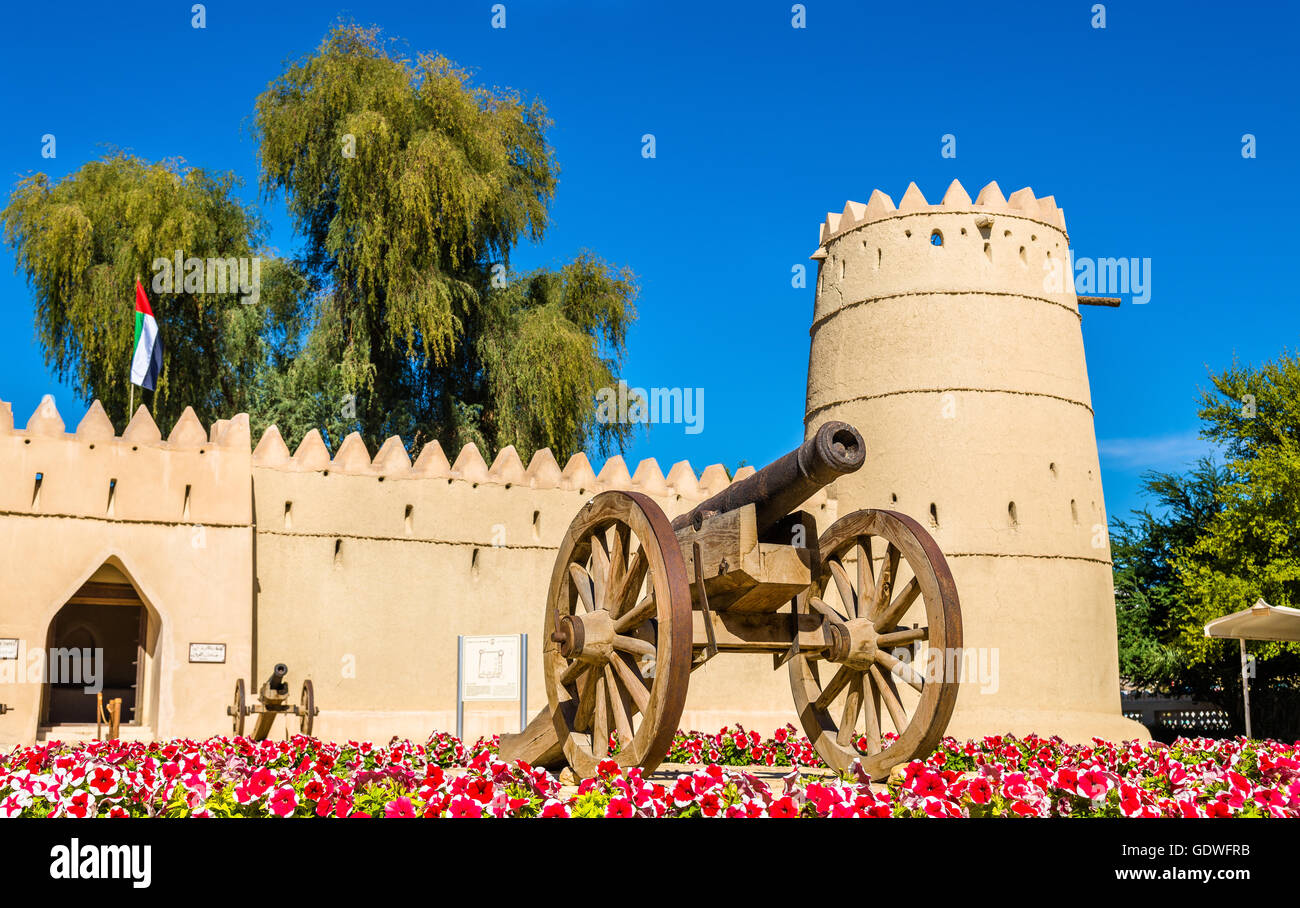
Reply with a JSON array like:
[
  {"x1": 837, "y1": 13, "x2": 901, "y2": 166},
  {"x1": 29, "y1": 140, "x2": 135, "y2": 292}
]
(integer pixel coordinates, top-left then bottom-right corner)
[
  {"x1": 605, "y1": 797, "x2": 634, "y2": 818},
  {"x1": 466, "y1": 777, "x2": 494, "y2": 804},
  {"x1": 268, "y1": 786, "x2": 298, "y2": 817},
  {"x1": 88, "y1": 766, "x2": 118, "y2": 797},
  {"x1": 1076, "y1": 768, "x2": 1111, "y2": 800},
  {"x1": 384, "y1": 797, "x2": 416, "y2": 818},
  {"x1": 448, "y1": 796, "x2": 483, "y2": 818},
  {"x1": 767, "y1": 796, "x2": 799, "y2": 818},
  {"x1": 540, "y1": 800, "x2": 571, "y2": 818}
]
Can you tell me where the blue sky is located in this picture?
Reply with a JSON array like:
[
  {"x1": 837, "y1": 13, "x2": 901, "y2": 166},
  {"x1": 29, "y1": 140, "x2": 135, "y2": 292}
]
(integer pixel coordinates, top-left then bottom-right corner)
[{"x1": 0, "y1": 0, "x2": 1295, "y2": 523}]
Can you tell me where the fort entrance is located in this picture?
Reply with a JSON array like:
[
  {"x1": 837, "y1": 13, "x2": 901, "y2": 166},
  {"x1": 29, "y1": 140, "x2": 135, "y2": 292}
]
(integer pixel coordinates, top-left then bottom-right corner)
[{"x1": 41, "y1": 565, "x2": 154, "y2": 731}]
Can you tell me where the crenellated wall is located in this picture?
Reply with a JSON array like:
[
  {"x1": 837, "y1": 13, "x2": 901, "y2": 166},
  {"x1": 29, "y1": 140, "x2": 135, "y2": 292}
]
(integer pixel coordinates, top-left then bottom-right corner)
[
  {"x1": 805, "y1": 179, "x2": 1145, "y2": 742},
  {"x1": 246, "y1": 424, "x2": 837, "y2": 742}
]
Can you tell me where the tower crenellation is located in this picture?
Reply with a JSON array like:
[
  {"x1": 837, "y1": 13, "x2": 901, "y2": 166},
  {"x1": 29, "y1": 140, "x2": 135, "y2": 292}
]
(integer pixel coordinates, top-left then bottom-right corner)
[{"x1": 810, "y1": 180, "x2": 1076, "y2": 332}]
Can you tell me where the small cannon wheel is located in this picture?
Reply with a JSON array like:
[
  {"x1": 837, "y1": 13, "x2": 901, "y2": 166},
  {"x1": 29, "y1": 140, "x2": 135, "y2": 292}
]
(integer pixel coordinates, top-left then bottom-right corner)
[
  {"x1": 544, "y1": 491, "x2": 692, "y2": 779},
  {"x1": 229, "y1": 678, "x2": 246, "y2": 737},
  {"x1": 790, "y1": 509, "x2": 962, "y2": 778},
  {"x1": 299, "y1": 680, "x2": 315, "y2": 737}
]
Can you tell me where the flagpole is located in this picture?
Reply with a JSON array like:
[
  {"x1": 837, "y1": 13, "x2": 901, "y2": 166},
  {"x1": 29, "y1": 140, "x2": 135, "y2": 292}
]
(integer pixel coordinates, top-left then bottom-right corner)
[{"x1": 130, "y1": 275, "x2": 139, "y2": 418}]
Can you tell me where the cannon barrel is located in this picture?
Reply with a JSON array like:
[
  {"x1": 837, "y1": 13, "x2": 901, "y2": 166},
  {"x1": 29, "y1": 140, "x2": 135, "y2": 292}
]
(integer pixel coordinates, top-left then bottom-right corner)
[
  {"x1": 671, "y1": 421, "x2": 865, "y2": 535},
  {"x1": 265, "y1": 663, "x2": 289, "y2": 695}
]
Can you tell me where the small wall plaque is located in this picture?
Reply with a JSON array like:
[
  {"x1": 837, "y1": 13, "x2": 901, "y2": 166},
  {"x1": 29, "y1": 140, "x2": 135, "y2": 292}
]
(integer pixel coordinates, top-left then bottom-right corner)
[
  {"x1": 188, "y1": 643, "x2": 226, "y2": 664},
  {"x1": 0, "y1": 639, "x2": 18, "y2": 660}
]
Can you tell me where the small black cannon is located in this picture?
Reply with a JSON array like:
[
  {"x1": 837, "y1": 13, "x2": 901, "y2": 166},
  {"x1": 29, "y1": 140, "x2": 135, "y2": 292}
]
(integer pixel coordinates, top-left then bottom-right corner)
[
  {"x1": 501, "y1": 420, "x2": 963, "y2": 779},
  {"x1": 227, "y1": 663, "x2": 319, "y2": 740}
]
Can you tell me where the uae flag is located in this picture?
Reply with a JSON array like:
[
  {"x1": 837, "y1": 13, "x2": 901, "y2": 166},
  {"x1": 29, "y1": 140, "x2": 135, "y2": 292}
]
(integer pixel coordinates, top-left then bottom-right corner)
[{"x1": 130, "y1": 278, "x2": 163, "y2": 390}]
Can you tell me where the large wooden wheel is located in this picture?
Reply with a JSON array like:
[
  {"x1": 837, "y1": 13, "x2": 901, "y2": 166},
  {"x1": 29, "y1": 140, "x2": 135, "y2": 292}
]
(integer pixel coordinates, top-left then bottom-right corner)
[
  {"x1": 299, "y1": 680, "x2": 315, "y2": 736},
  {"x1": 544, "y1": 491, "x2": 693, "y2": 779},
  {"x1": 790, "y1": 509, "x2": 962, "y2": 778},
  {"x1": 228, "y1": 678, "x2": 246, "y2": 737}
]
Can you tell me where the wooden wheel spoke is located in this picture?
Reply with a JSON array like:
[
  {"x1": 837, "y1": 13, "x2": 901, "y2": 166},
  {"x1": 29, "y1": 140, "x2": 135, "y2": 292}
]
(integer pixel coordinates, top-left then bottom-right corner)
[
  {"x1": 604, "y1": 664, "x2": 635, "y2": 746},
  {"x1": 589, "y1": 533, "x2": 611, "y2": 610},
  {"x1": 592, "y1": 678, "x2": 609, "y2": 757},
  {"x1": 862, "y1": 672, "x2": 882, "y2": 755},
  {"x1": 857, "y1": 539, "x2": 875, "y2": 609},
  {"x1": 869, "y1": 543, "x2": 901, "y2": 620},
  {"x1": 869, "y1": 663, "x2": 909, "y2": 733},
  {"x1": 827, "y1": 559, "x2": 857, "y2": 619},
  {"x1": 607, "y1": 524, "x2": 629, "y2": 599},
  {"x1": 875, "y1": 649, "x2": 925, "y2": 693},
  {"x1": 609, "y1": 549, "x2": 648, "y2": 620},
  {"x1": 573, "y1": 667, "x2": 599, "y2": 731},
  {"x1": 877, "y1": 625, "x2": 927, "y2": 648},
  {"x1": 837, "y1": 672, "x2": 865, "y2": 746},
  {"x1": 807, "y1": 595, "x2": 847, "y2": 627},
  {"x1": 814, "y1": 665, "x2": 854, "y2": 711},
  {"x1": 560, "y1": 657, "x2": 588, "y2": 688},
  {"x1": 612, "y1": 634, "x2": 655, "y2": 658},
  {"x1": 614, "y1": 593, "x2": 657, "y2": 634},
  {"x1": 610, "y1": 652, "x2": 651, "y2": 714},
  {"x1": 875, "y1": 575, "x2": 921, "y2": 631},
  {"x1": 568, "y1": 562, "x2": 596, "y2": 613}
]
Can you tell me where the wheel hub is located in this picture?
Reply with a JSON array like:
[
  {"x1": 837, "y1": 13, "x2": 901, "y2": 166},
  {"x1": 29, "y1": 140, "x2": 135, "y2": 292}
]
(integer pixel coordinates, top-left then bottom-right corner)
[
  {"x1": 551, "y1": 610, "x2": 615, "y2": 662},
  {"x1": 826, "y1": 617, "x2": 877, "y2": 669}
]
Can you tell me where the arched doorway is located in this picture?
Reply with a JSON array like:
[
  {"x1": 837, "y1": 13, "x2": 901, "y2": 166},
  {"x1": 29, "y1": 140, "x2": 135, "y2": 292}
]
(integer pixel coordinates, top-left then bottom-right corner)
[{"x1": 42, "y1": 564, "x2": 153, "y2": 728}]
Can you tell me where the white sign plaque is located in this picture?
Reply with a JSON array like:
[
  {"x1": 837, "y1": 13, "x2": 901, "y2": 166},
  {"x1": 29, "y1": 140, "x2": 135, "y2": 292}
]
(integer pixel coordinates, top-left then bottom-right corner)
[
  {"x1": 188, "y1": 643, "x2": 226, "y2": 664},
  {"x1": 0, "y1": 639, "x2": 18, "y2": 660},
  {"x1": 459, "y1": 635, "x2": 521, "y2": 701}
]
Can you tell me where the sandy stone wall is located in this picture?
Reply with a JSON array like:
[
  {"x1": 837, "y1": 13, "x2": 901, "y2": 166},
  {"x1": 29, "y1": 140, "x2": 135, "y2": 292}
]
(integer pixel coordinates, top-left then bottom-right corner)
[{"x1": 0, "y1": 398, "x2": 253, "y2": 748}]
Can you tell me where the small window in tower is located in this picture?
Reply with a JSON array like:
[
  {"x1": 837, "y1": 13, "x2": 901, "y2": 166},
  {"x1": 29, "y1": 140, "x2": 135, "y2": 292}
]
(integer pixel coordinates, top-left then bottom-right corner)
[
  {"x1": 404, "y1": 504, "x2": 414, "y2": 535},
  {"x1": 839, "y1": 257, "x2": 845, "y2": 280},
  {"x1": 334, "y1": 538, "x2": 343, "y2": 567},
  {"x1": 1071, "y1": 499, "x2": 1079, "y2": 526},
  {"x1": 1018, "y1": 246, "x2": 1027, "y2": 264},
  {"x1": 983, "y1": 242, "x2": 992, "y2": 262},
  {"x1": 929, "y1": 503, "x2": 939, "y2": 527},
  {"x1": 876, "y1": 248, "x2": 882, "y2": 269},
  {"x1": 930, "y1": 230, "x2": 943, "y2": 246},
  {"x1": 32, "y1": 473, "x2": 43, "y2": 509},
  {"x1": 1008, "y1": 501, "x2": 1019, "y2": 526}
]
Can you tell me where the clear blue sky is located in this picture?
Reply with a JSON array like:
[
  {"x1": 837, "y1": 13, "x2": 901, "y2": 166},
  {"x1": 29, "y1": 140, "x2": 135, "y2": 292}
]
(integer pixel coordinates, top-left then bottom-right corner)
[{"x1": 1, "y1": 0, "x2": 1295, "y2": 523}]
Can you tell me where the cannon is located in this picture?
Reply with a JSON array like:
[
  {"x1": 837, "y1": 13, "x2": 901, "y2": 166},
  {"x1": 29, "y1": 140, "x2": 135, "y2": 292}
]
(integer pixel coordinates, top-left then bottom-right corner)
[
  {"x1": 227, "y1": 663, "x2": 319, "y2": 740},
  {"x1": 500, "y1": 420, "x2": 963, "y2": 779}
]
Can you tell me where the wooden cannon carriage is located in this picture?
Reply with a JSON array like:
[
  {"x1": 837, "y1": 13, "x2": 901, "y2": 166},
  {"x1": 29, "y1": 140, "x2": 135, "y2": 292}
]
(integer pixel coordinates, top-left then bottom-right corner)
[
  {"x1": 227, "y1": 663, "x2": 319, "y2": 740},
  {"x1": 500, "y1": 421, "x2": 963, "y2": 779}
]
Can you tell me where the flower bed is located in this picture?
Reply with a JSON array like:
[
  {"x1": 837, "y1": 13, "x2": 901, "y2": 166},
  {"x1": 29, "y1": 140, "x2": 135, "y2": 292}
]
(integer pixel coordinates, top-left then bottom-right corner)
[{"x1": 2, "y1": 727, "x2": 1297, "y2": 818}]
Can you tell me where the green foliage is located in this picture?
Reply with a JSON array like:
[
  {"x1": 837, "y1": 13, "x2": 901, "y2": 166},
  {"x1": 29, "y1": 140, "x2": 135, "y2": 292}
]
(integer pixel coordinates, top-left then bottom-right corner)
[
  {"x1": 569, "y1": 790, "x2": 610, "y2": 818},
  {"x1": 1, "y1": 153, "x2": 309, "y2": 431},
  {"x1": 1113, "y1": 352, "x2": 1300, "y2": 738},
  {"x1": 254, "y1": 22, "x2": 636, "y2": 459}
]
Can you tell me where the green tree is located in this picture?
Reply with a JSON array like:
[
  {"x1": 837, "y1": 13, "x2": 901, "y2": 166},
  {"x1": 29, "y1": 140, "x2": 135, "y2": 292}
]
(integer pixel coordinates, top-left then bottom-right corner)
[
  {"x1": 254, "y1": 22, "x2": 636, "y2": 460},
  {"x1": 1113, "y1": 354, "x2": 1300, "y2": 739},
  {"x1": 1, "y1": 152, "x2": 308, "y2": 431}
]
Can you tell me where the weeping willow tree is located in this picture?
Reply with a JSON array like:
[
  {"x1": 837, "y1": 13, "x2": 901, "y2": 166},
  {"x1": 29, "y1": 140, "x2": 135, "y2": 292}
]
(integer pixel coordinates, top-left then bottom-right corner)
[
  {"x1": 255, "y1": 22, "x2": 636, "y2": 460},
  {"x1": 1, "y1": 153, "x2": 309, "y2": 430}
]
